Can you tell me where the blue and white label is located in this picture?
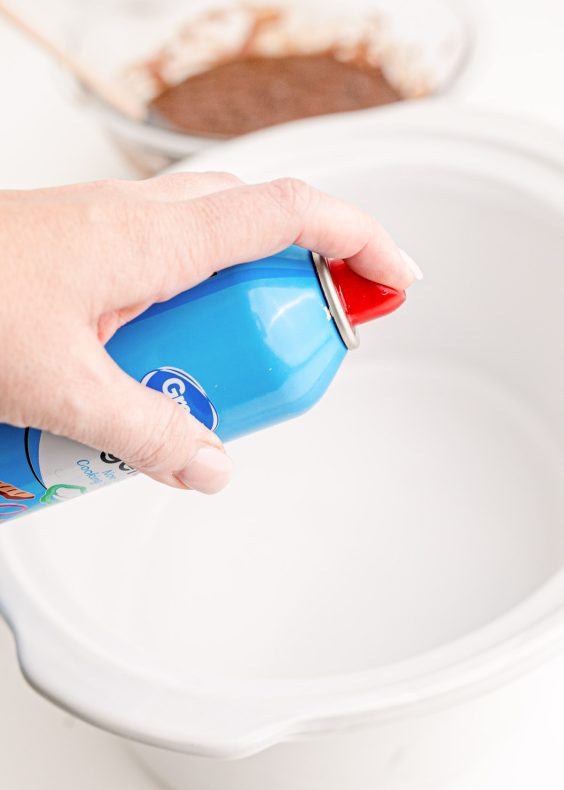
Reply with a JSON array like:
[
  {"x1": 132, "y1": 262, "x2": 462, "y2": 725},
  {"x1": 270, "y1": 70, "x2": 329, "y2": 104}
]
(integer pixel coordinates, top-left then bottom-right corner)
[{"x1": 141, "y1": 367, "x2": 219, "y2": 431}]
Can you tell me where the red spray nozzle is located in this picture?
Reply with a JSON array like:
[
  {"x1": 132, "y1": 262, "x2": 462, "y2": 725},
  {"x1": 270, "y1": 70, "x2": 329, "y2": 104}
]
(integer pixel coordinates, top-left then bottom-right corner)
[{"x1": 327, "y1": 259, "x2": 406, "y2": 326}]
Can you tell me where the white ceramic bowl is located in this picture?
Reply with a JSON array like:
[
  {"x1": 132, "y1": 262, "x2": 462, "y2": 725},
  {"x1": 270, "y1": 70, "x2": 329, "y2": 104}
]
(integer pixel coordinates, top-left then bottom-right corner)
[
  {"x1": 63, "y1": 0, "x2": 472, "y2": 174},
  {"x1": 2, "y1": 104, "x2": 564, "y2": 790}
]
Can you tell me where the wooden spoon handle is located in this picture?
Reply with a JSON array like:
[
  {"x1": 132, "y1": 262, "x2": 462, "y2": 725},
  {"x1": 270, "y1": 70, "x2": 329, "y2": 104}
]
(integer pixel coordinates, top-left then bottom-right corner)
[{"x1": 0, "y1": 1, "x2": 146, "y2": 122}]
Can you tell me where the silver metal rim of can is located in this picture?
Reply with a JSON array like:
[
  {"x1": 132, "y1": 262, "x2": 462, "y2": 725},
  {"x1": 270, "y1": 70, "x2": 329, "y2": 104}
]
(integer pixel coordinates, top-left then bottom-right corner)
[{"x1": 312, "y1": 252, "x2": 360, "y2": 350}]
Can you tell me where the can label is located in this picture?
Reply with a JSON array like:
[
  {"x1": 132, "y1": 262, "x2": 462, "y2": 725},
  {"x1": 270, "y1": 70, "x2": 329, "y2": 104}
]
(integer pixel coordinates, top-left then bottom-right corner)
[
  {"x1": 3, "y1": 367, "x2": 218, "y2": 513},
  {"x1": 24, "y1": 429, "x2": 136, "y2": 504}
]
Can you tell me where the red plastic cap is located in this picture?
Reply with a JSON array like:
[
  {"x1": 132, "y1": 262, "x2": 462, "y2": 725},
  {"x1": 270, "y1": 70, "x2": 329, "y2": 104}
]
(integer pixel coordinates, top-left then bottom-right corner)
[{"x1": 327, "y1": 259, "x2": 406, "y2": 326}]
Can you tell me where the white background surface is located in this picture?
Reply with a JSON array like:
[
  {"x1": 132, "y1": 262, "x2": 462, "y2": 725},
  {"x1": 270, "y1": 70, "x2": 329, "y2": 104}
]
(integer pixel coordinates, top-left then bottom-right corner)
[{"x1": 1, "y1": 1, "x2": 564, "y2": 788}]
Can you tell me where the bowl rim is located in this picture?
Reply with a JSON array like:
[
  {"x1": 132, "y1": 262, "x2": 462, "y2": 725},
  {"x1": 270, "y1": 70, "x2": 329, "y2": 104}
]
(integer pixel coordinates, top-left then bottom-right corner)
[{"x1": 3, "y1": 103, "x2": 564, "y2": 758}]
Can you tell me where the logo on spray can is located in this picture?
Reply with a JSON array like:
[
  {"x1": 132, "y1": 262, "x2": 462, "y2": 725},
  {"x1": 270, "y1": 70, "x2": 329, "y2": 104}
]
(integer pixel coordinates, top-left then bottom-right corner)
[{"x1": 141, "y1": 367, "x2": 218, "y2": 431}]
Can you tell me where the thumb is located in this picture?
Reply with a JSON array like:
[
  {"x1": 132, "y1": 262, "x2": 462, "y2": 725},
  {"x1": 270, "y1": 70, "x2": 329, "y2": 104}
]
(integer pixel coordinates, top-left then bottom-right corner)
[{"x1": 70, "y1": 345, "x2": 233, "y2": 494}]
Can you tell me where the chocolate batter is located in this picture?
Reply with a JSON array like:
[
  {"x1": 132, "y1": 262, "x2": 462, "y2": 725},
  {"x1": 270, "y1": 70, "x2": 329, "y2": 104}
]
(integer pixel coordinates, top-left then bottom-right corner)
[{"x1": 150, "y1": 53, "x2": 401, "y2": 137}]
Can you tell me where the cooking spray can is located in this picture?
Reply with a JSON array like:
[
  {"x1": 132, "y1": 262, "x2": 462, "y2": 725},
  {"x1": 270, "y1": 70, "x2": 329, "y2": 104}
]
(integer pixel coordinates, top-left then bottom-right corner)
[{"x1": 0, "y1": 246, "x2": 404, "y2": 521}]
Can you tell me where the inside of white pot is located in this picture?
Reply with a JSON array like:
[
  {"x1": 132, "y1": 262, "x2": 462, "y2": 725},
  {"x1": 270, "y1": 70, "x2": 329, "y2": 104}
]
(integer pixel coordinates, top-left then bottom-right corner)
[{"x1": 3, "y1": 113, "x2": 564, "y2": 690}]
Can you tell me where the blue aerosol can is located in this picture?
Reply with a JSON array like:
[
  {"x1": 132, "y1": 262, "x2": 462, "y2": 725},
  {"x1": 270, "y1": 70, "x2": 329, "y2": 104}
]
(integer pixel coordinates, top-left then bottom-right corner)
[{"x1": 0, "y1": 246, "x2": 404, "y2": 520}]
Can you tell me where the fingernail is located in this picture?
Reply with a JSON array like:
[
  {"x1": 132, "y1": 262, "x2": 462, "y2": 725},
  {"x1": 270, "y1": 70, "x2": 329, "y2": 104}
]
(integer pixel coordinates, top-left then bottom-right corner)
[
  {"x1": 178, "y1": 446, "x2": 233, "y2": 494},
  {"x1": 399, "y1": 248, "x2": 424, "y2": 281}
]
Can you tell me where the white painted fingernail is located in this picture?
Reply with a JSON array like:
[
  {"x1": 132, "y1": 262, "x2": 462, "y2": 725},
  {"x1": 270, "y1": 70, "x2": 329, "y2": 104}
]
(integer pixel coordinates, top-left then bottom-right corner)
[
  {"x1": 399, "y1": 248, "x2": 424, "y2": 281},
  {"x1": 178, "y1": 446, "x2": 233, "y2": 494}
]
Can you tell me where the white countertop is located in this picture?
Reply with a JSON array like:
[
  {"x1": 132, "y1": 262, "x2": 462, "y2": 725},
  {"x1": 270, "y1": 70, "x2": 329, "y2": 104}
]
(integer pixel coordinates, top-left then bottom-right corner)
[{"x1": 1, "y1": 1, "x2": 564, "y2": 787}]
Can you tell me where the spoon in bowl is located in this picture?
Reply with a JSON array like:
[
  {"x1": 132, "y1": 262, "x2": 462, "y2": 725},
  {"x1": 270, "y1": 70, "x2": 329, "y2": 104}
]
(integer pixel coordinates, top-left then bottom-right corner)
[{"x1": 0, "y1": 1, "x2": 162, "y2": 126}]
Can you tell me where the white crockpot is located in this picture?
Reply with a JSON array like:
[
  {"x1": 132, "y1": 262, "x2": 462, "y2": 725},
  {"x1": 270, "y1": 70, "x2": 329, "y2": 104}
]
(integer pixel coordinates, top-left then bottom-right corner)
[{"x1": 2, "y1": 104, "x2": 564, "y2": 789}]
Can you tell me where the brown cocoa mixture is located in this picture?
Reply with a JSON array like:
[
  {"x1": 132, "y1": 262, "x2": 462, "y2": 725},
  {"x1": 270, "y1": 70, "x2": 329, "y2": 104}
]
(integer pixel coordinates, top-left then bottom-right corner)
[{"x1": 149, "y1": 53, "x2": 401, "y2": 137}]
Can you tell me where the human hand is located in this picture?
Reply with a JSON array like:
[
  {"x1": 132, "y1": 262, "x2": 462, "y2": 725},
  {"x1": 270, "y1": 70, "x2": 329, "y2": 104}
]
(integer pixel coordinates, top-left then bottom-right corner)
[{"x1": 0, "y1": 173, "x2": 421, "y2": 494}]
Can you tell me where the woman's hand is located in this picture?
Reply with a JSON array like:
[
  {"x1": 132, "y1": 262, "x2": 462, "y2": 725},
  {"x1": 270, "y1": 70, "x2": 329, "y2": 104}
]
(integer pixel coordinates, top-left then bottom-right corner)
[{"x1": 0, "y1": 173, "x2": 421, "y2": 494}]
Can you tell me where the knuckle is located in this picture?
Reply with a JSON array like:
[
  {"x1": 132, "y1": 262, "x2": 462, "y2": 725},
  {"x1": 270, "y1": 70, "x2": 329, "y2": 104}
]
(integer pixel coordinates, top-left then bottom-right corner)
[
  {"x1": 83, "y1": 178, "x2": 124, "y2": 194},
  {"x1": 79, "y1": 184, "x2": 140, "y2": 234},
  {"x1": 79, "y1": 192, "x2": 129, "y2": 233},
  {"x1": 145, "y1": 172, "x2": 189, "y2": 194},
  {"x1": 80, "y1": 197, "x2": 110, "y2": 229},
  {"x1": 207, "y1": 171, "x2": 243, "y2": 188},
  {"x1": 267, "y1": 177, "x2": 313, "y2": 217},
  {"x1": 150, "y1": 171, "x2": 243, "y2": 197},
  {"x1": 126, "y1": 403, "x2": 187, "y2": 472}
]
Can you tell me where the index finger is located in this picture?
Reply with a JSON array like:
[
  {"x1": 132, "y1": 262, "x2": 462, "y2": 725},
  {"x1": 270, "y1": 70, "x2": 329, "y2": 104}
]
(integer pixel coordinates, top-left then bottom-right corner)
[
  {"x1": 187, "y1": 178, "x2": 416, "y2": 287},
  {"x1": 122, "y1": 177, "x2": 419, "y2": 305}
]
